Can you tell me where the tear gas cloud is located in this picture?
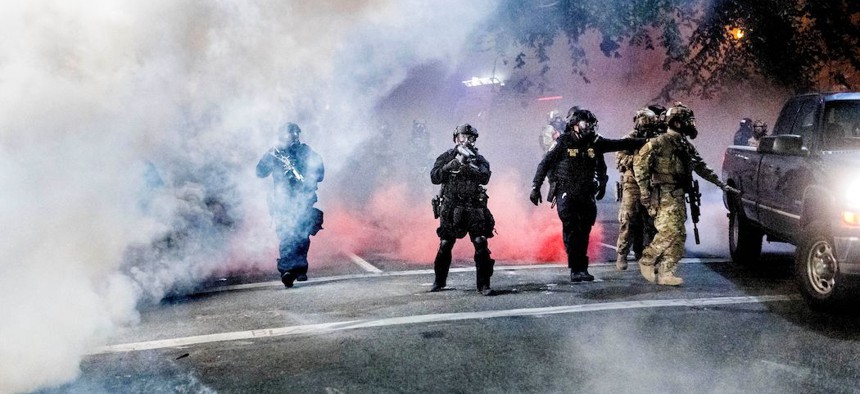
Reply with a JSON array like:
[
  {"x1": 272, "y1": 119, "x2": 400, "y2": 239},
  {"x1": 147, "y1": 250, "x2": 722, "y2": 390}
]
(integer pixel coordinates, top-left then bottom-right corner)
[
  {"x1": 0, "y1": 1, "x2": 793, "y2": 392},
  {"x1": 0, "y1": 1, "x2": 494, "y2": 392}
]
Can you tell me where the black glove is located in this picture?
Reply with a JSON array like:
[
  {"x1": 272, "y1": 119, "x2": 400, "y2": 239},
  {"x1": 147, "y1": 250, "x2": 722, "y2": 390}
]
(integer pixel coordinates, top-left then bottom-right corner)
[
  {"x1": 595, "y1": 182, "x2": 606, "y2": 201},
  {"x1": 529, "y1": 188, "x2": 542, "y2": 206},
  {"x1": 441, "y1": 159, "x2": 461, "y2": 172}
]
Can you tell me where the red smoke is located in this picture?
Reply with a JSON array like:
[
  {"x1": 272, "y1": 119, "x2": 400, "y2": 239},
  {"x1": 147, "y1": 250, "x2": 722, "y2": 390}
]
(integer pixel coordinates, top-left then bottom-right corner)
[{"x1": 310, "y1": 171, "x2": 606, "y2": 265}]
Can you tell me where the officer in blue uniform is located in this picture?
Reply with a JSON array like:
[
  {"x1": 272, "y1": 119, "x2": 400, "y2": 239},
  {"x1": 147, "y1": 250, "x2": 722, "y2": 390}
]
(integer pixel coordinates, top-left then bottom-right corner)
[{"x1": 256, "y1": 122, "x2": 325, "y2": 288}]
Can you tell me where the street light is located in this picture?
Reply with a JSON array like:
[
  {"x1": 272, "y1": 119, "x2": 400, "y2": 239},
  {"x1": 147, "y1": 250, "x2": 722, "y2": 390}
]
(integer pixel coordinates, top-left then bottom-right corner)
[
  {"x1": 462, "y1": 77, "x2": 504, "y2": 88},
  {"x1": 729, "y1": 27, "x2": 745, "y2": 40}
]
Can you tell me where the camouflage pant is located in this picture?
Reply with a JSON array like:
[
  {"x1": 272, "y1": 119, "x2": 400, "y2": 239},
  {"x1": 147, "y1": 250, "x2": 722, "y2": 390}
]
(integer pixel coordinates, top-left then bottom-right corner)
[
  {"x1": 639, "y1": 185, "x2": 686, "y2": 274},
  {"x1": 616, "y1": 180, "x2": 655, "y2": 257}
]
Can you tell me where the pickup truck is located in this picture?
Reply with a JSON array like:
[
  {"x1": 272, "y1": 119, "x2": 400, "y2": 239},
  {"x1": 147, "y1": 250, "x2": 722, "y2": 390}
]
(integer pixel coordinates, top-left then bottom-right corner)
[{"x1": 722, "y1": 92, "x2": 860, "y2": 310}]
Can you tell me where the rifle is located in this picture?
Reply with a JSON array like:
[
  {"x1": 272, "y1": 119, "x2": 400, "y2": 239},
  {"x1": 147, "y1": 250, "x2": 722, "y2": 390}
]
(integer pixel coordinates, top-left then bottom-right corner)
[
  {"x1": 455, "y1": 145, "x2": 480, "y2": 171},
  {"x1": 615, "y1": 181, "x2": 622, "y2": 202},
  {"x1": 686, "y1": 179, "x2": 702, "y2": 244},
  {"x1": 271, "y1": 149, "x2": 304, "y2": 182}
]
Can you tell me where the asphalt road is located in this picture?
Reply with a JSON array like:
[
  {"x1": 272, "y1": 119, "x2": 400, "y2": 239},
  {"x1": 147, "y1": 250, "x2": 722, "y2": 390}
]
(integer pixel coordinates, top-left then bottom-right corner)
[{"x1": 40, "y1": 211, "x2": 860, "y2": 394}]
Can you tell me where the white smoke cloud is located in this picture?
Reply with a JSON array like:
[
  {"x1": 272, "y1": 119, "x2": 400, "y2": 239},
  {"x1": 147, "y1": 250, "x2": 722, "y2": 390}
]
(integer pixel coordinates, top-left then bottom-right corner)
[{"x1": 0, "y1": 1, "x2": 495, "y2": 392}]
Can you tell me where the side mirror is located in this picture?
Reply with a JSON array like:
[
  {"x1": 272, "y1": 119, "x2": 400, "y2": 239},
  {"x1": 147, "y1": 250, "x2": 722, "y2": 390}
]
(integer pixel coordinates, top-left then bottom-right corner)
[{"x1": 758, "y1": 135, "x2": 808, "y2": 156}]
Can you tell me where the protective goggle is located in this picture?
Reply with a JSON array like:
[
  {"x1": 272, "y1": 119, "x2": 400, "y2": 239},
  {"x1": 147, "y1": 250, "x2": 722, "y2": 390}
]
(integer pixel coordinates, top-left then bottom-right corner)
[
  {"x1": 576, "y1": 120, "x2": 598, "y2": 132},
  {"x1": 456, "y1": 134, "x2": 477, "y2": 144}
]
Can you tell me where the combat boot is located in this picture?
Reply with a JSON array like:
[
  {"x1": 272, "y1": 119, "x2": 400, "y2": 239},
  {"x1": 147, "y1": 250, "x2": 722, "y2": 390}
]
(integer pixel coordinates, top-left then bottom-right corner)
[
  {"x1": 430, "y1": 279, "x2": 446, "y2": 292},
  {"x1": 476, "y1": 277, "x2": 493, "y2": 296},
  {"x1": 639, "y1": 262, "x2": 656, "y2": 283},
  {"x1": 280, "y1": 272, "x2": 296, "y2": 288},
  {"x1": 615, "y1": 254, "x2": 628, "y2": 271},
  {"x1": 657, "y1": 263, "x2": 683, "y2": 286}
]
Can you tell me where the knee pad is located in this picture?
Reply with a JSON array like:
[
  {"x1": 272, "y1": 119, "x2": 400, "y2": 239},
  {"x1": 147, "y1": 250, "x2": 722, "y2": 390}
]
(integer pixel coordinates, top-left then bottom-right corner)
[
  {"x1": 471, "y1": 236, "x2": 487, "y2": 248},
  {"x1": 438, "y1": 239, "x2": 455, "y2": 253}
]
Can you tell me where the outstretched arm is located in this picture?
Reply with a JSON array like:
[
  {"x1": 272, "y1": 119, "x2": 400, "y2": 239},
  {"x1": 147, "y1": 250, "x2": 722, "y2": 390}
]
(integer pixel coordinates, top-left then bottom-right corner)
[
  {"x1": 686, "y1": 140, "x2": 727, "y2": 189},
  {"x1": 596, "y1": 136, "x2": 646, "y2": 153}
]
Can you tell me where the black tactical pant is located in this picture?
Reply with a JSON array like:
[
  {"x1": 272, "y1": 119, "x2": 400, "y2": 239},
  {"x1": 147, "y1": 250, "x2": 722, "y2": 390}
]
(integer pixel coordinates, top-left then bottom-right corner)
[
  {"x1": 434, "y1": 204, "x2": 495, "y2": 288},
  {"x1": 433, "y1": 236, "x2": 494, "y2": 288},
  {"x1": 277, "y1": 228, "x2": 310, "y2": 277},
  {"x1": 556, "y1": 192, "x2": 597, "y2": 272}
]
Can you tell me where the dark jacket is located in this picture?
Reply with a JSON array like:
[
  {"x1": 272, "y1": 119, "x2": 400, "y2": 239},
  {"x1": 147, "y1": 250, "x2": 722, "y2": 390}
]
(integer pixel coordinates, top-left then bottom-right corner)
[
  {"x1": 431, "y1": 147, "x2": 491, "y2": 205},
  {"x1": 256, "y1": 143, "x2": 325, "y2": 205},
  {"x1": 533, "y1": 133, "x2": 643, "y2": 198}
]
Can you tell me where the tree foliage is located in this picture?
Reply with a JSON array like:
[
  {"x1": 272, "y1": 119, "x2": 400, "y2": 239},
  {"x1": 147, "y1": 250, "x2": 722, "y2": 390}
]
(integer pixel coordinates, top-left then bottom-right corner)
[{"x1": 484, "y1": 0, "x2": 860, "y2": 99}]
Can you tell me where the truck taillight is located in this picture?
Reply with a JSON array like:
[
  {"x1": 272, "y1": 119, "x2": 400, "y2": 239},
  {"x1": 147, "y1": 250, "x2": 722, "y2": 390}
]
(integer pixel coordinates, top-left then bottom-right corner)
[{"x1": 842, "y1": 211, "x2": 860, "y2": 226}]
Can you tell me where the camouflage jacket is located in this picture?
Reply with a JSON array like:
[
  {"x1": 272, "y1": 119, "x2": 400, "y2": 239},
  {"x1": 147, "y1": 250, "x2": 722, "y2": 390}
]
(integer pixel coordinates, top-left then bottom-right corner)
[
  {"x1": 615, "y1": 130, "x2": 639, "y2": 182},
  {"x1": 633, "y1": 129, "x2": 725, "y2": 203}
]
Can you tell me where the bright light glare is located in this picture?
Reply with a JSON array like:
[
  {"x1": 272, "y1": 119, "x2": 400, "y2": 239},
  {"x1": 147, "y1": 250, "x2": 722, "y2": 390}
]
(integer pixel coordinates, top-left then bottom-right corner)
[
  {"x1": 844, "y1": 179, "x2": 860, "y2": 209},
  {"x1": 730, "y1": 27, "x2": 745, "y2": 40},
  {"x1": 462, "y1": 77, "x2": 504, "y2": 88},
  {"x1": 841, "y1": 180, "x2": 860, "y2": 225}
]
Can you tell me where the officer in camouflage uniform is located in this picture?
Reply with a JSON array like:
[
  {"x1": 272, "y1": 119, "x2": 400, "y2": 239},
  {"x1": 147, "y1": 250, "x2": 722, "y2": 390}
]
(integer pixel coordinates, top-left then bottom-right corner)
[
  {"x1": 540, "y1": 110, "x2": 566, "y2": 153},
  {"x1": 530, "y1": 109, "x2": 644, "y2": 282},
  {"x1": 614, "y1": 108, "x2": 663, "y2": 271},
  {"x1": 430, "y1": 124, "x2": 496, "y2": 295},
  {"x1": 747, "y1": 120, "x2": 768, "y2": 147},
  {"x1": 634, "y1": 103, "x2": 736, "y2": 285}
]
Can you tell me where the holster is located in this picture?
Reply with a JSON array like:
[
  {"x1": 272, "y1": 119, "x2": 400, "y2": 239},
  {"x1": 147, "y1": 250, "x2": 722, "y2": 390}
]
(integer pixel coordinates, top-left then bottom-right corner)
[
  {"x1": 547, "y1": 182, "x2": 557, "y2": 204},
  {"x1": 309, "y1": 208, "x2": 324, "y2": 236},
  {"x1": 431, "y1": 195, "x2": 442, "y2": 219}
]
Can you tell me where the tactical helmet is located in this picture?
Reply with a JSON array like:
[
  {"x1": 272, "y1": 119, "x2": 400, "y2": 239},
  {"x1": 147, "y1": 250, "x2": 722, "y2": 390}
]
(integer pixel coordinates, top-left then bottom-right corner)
[
  {"x1": 567, "y1": 108, "x2": 599, "y2": 138},
  {"x1": 633, "y1": 108, "x2": 658, "y2": 129},
  {"x1": 569, "y1": 108, "x2": 598, "y2": 127},
  {"x1": 279, "y1": 122, "x2": 301, "y2": 137},
  {"x1": 740, "y1": 117, "x2": 752, "y2": 128},
  {"x1": 666, "y1": 102, "x2": 698, "y2": 138},
  {"x1": 665, "y1": 103, "x2": 695, "y2": 126},
  {"x1": 753, "y1": 119, "x2": 767, "y2": 137},
  {"x1": 647, "y1": 104, "x2": 667, "y2": 117},
  {"x1": 453, "y1": 123, "x2": 478, "y2": 141},
  {"x1": 548, "y1": 110, "x2": 561, "y2": 122},
  {"x1": 564, "y1": 106, "x2": 581, "y2": 122},
  {"x1": 549, "y1": 116, "x2": 566, "y2": 132}
]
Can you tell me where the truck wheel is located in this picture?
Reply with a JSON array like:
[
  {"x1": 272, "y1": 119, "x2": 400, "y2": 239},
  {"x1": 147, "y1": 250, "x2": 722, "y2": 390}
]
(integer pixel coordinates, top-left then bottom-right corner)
[
  {"x1": 795, "y1": 221, "x2": 848, "y2": 311},
  {"x1": 728, "y1": 209, "x2": 762, "y2": 264}
]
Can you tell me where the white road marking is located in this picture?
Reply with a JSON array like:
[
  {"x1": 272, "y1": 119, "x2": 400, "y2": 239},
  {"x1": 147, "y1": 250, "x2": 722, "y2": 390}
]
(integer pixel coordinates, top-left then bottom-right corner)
[
  {"x1": 347, "y1": 253, "x2": 383, "y2": 273},
  {"x1": 198, "y1": 258, "x2": 727, "y2": 295},
  {"x1": 599, "y1": 242, "x2": 619, "y2": 251},
  {"x1": 758, "y1": 359, "x2": 812, "y2": 379},
  {"x1": 93, "y1": 295, "x2": 797, "y2": 355}
]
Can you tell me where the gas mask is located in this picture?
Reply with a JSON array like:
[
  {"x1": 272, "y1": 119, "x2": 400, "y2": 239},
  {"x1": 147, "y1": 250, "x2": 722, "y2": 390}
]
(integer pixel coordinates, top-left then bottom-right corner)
[
  {"x1": 455, "y1": 133, "x2": 477, "y2": 148},
  {"x1": 681, "y1": 118, "x2": 698, "y2": 139},
  {"x1": 573, "y1": 120, "x2": 597, "y2": 141}
]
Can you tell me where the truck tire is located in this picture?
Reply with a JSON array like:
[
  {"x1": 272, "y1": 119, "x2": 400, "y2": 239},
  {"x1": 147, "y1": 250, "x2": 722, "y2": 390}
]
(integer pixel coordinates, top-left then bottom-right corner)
[
  {"x1": 795, "y1": 220, "x2": 849, "y2": 311},
  {"x1": 728, "y1": 209, "x2": 762, "y2": 264}
]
